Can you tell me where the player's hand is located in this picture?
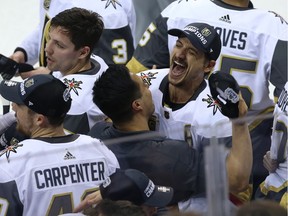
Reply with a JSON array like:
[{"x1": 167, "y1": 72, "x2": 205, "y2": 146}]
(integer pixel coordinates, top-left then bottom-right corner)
[
  {"x1": 19, "y1": 67, "x2": 50, "y2": 79},
  {"x1": 263, "y1": 151, "x2": 277, "y2": 173},
  {"x1": 238, "y1": 93, "x2": 248, "y2": 118},
  {"x1": 73, "y1": 190, "x2": 102, "y2": 213},
  {"x1": 10, "y1": 51, "x2": 26, "y2": 63}
]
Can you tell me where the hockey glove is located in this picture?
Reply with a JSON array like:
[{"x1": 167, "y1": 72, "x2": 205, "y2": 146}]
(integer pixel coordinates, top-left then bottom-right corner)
[
  {"x1": 0, "y1": 54, "x2": 34, "y2": 80},
  {"x1": 208, "y1": 71, "x2": 240, "y2": 119}
]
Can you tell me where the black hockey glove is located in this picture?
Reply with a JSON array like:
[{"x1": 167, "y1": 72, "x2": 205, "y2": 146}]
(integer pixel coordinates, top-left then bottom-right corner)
[
  {"x1": 208, "y1": 71, "x2": 240, "y2": 119},
  {"x1": 0, "y1": 54, "x2": 34, "y2": 80}
]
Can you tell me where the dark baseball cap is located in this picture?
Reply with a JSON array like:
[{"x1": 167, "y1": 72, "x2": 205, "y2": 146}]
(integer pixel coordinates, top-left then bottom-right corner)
[
  {"x1": 100, "y1": 169, "x2": 174, "y2": 207},
  {"x1": 168, "y1": 22, "x2": 221, "y2": 60},
  {"x1": 0, "y1": 74, "x2": 72, "y2": 117}
]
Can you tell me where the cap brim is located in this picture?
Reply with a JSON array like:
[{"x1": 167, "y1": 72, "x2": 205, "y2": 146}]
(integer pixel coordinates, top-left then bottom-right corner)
[
  {"x1": 0, "y1": 80, "x2": 24, "y2": 104},
  {"x1": 144, "y1": 185, "x2": 174, "y2": 207},
  {"x1": 168, "y1": 28, "x2": 207, "y2": 54}
]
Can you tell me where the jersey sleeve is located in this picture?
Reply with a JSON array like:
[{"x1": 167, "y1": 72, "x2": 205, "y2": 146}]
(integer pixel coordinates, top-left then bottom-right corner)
[
  {"x1": 0, "y1": 180, "x2": 23, "y2": 215},
  {"x1": 120, "y1": 0, "x2": 136, "y2": 46},
  {"x1": 126, "y1": 15, "x2": 170, "y2": 73},
  {"x1": 268, "y1": 13, "x2": 288, "y2": 99},
  {"x1": 0, "y1": 166, "x2": 23, "y2": 215},
  {"x1": 17, "y1": 27, "x2": 41, "y2": 65},
  {"x1": 16, "y1": 1, "x2": 42, "y2": 65}
]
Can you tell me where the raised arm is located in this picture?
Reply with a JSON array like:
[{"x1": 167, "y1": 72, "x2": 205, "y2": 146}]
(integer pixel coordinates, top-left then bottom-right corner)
[{"x1": 226, "y1": 94, "x2": 252, "y2": 193}]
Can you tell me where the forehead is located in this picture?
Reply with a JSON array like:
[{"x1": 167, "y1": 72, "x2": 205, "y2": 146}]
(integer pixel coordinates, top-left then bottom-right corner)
[
  {"x1": 177, "y1": 36, "x2": 198, "y2": 50},
  {"x1": 130, "y1": 73, "x2": 143, "y2": 85},
  {"x1": 49, "y1": 26, "x2": 70, "y2": 39}
]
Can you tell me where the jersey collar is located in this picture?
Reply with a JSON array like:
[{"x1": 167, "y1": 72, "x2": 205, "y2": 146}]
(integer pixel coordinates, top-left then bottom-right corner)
[{"x1": 211, "y1": 0, "x2": 254, "y2": 10}]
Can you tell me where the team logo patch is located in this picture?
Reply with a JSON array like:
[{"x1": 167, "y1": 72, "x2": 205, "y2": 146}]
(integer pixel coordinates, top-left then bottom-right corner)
[
  {"x1": 63, "y1": 78, "x2": 83, "y2": 96},
  {"x1": 202, "y1": 94, "x2": 221, "y2": 115},
  {"x1": 102, "y1": 176, "x2": 111, "y2": 188},
  {"x1": 24, "y1": 78, "x2": 34, "y2": 88},
  {"x1": 140, "y1": 71, "x2": 158, "y2": 87},
  {"x1": 219, "y1": 87, "x2": 239, "y2": 104},
  {"x1": 201, "y1": 28, "x2": 211, "y2": 37},
  {"x1": 101, "y1": 0, "x2": 122, "y2": 9},
  {"x1": 0, "y1": 143, "x2": 23, "y2": 162}
]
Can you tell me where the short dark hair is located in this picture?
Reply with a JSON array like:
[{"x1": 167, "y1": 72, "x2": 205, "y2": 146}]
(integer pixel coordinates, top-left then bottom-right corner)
[
  {"x1": 92, "y1": 65, "x2": 142, "y2": 124},
  {"x1": 50, "y1": 7, "x2": 104, "y2": 55}
]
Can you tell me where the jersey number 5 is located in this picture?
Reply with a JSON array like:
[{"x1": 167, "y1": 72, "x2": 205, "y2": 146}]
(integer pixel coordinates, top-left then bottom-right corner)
[{"x1": 219, "y1": 55, "x2": 258, "y2": 108}]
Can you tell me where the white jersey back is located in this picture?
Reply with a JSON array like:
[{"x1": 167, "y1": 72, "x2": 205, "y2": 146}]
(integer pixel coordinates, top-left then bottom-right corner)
[
  {"x1": 266, "y1": 82, "x2": 288, "y2": 188},
  {"x1": 0, "y1": 134, "x2": 119, "y2": 215},
  {"x1": 256, "y1": 82, "x2": 288, "y2": 206},
  {"x1": 163, "y1": 0, "x2": 288, "y2": 117}
]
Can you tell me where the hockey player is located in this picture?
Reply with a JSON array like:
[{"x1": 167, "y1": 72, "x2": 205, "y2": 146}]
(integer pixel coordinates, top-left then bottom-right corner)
[
  {"x1": 0, "y1": 7, "x2": 109, "y2": 136},
  {"x1": 127, "y1": 0, "x2": 288, "y2": 198},
  {"x1": 255, "y1": 82, "x2": 288, "y2": 209},
  {"x1": 74, "y1": 62, "x2": 252, "y2": 214},
  {"x1": 0, "y1": 74, "x2": 119, "y2": 215},
  {"x1": 42, "y1": 7, "x2": 108, "y2": 134},
  {"x1": 137, "y1": 22, "x2": 253, "y2": 213},
  {"x1": 11, "y1": 0, "x2": 136, "y2": 67}
]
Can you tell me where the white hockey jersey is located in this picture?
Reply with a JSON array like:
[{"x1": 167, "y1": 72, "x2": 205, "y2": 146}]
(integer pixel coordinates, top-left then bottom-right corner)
[
  {"x1": 257, "y1": 82, "x2": 288, "y2": 207},
  {"x1": 129, "y1": 0, "x2": 288, "y2": 117},
  {"x1": 140, "y1": 68, "x2": 232, "y2": 144},
  {"x1": 19, "y1": 0, "x2": 136, "y2": 65},
  {"x1": 0, "y1": 134, "x2": 119, "y2": 216},
  {"x1": 52, "y1": 54, "x2": 108, "y2": 134}
]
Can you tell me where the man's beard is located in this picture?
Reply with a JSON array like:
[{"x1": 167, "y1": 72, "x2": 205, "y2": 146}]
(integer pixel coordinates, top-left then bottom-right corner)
[{"x1": 16, "y1": 123, "x2": 31, "y2": 138}]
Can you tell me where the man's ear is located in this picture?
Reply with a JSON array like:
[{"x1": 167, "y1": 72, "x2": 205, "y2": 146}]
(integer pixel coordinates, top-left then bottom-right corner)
[
  {"x1": 79, "y1": 46, "x2": 90, "y2": 59},
  {"x1": 204, "y1": 60, "x2": 216, "y2": 74},
  {"x1": 34, "y1": 114, "x2": 47, "y2": 127},
  {"x1": 132, "y1": 99, "x2": 142, "y2": 112}
]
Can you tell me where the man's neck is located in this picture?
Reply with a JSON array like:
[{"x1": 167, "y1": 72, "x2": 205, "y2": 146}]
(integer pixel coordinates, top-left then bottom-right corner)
[
  {"x1": 31, "y1": 126, "x2": 66, "y2": 138},
  {"x1": 221, "y1": 0, "x2": 250, "y2": 7},
  {"x1": 61, "y1": 60, "x2": 92, "y2": 76}
]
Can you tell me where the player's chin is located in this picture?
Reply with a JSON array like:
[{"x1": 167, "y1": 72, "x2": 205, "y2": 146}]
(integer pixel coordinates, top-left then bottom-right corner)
[
  {"x1": 46, "y1": 62, "x2": 55, "y2": 71},
  {"x1": 168, "y1": 71, "x2": 185, "y2": 86}
]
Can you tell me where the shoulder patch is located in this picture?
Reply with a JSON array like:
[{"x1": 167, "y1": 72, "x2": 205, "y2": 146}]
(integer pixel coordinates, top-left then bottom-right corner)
[
  {"x1": 63, "y1": 78, "x2": 83, "y2": 96},
  {"x1": 202, "y1": 94, "x2": 221, "y2": 115},
  {"x1": 140, "y1": 71, "x2": 158, "y2": 87},
  {"x1": 102, "y1": 0, "x2": 122, "y2": 9},
  {"x1": 0, "y1": 143, "x2": 23, "y2": 162}
]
